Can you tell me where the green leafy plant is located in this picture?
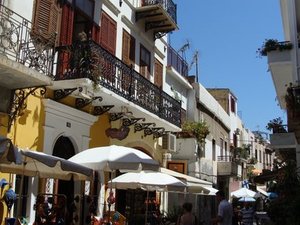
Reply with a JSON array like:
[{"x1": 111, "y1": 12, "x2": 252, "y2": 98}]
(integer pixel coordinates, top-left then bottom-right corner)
[
  {"x1": 257, "y1": 39, "x2": 293, "y2": 57},
  {"x1": 181, "y1": 121, "x2": 210, "y2": 143},
  {"x1": 233, "y1": 144, "x2": 250, "y2": 160},
  {"x1": 266, "y1": 117, "x2": 287, "y2": 133}
]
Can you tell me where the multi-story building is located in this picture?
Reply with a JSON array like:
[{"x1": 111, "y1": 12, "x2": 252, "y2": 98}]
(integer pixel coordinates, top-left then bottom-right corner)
[
  {"x1": 262, "y1": 0, "x2": 300, "y2": 171},
  {"x1": 0, "y1": 0, "x2": 184, "y2": 224}
]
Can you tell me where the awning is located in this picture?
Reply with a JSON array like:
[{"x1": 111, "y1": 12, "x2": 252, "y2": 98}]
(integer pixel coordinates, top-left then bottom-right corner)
[
  {"x1": 0, "y1": 136, "x2": 93, "y2": 180},
  {"x1": 160, "y1": 167, "x2": 218, "y2": 195}
]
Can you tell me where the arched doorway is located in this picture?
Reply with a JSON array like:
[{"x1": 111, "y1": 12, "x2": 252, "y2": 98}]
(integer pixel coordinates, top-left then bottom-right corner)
[{"x1": 53, "y1": 136, "x2": 76, "y2": 225}]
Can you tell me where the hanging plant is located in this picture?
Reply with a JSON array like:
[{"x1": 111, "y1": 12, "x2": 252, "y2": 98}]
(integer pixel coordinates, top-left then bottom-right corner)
[
  {"x1": 257, "y1": 39, "x2": 293, "y2": 57},
  {"x1": 180, "y1": 121, "x2": 210, "y2": 143}
]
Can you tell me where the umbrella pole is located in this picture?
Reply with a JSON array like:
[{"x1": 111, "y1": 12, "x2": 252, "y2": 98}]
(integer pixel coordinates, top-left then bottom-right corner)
[
  {"x1": 17, "y1": 161, "x2": 25, "y2": 218},
  {"x1": 145, "y1": 190, "x2": 149, "y2": 225}
]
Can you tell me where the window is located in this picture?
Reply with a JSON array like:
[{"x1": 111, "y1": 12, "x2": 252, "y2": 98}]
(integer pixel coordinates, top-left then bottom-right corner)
[
  {"x1": 212, "y1": 139, "x2": 216, "y2": 161},
  {"x1": 230, "y1": 96, "x2": 236, "y2": 113},
  {"x1": 32, "y1": 0, "x2": 62, "y2": 46},
  {"x1": 75, "y1": 0, "x2": 94, "y2": 19},
  {"x1": 220, "y1": 138, "x2": 224, "y2": 158},
  {"x1": 100, "y1": 12, "x2": 116, "y2": 54},
  {"x1": 122, "y1": 29, "x2": 135, "y2": 66},
  {"x1": 140, "y1": 44, "x2": 151, "y2": 79}
]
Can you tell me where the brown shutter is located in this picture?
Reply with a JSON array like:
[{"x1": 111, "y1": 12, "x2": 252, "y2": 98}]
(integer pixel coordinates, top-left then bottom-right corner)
[
  {"x1": 154, "y1": 59, "x2": 163, "y2": 88},
  {"x1": 129, "y1": 37, "x2": 136, "y2": 63},
  {"x1": 60, "y1": 4, "x2": 74, "y2": 46},
  {"x1": 32, "y1": 0, "x2": 61, "y2": 45},
  {"x1": 122, "y1": 30, "x2": 130, "y2": 65},
  {"x1": 100, "y1": 12, "x2": 116, "y2": 54}
]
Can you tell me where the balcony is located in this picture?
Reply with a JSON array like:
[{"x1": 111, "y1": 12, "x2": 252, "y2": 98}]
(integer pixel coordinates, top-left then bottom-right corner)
[
  {"x1": 217, "y1": 156, "x2": 240, "y2": 177},
  {"x1": 263, "y1": 40, "x2": 293, "y2": 109},
  {"x1": 0, "y1": 4, "x2": 53, "y2": 90},
  {"x1": 52, "y1": 40, "x2": 181, "y2": 129},
  {"x1": 167, "y1": 45, "x2": 188, "y2": 77},
  {"x1": 136, "y1": 0, "x2": 178, "y2": 38},
  {"x1": 269, "y1": 124, "x2": 298, "y2": 160}
]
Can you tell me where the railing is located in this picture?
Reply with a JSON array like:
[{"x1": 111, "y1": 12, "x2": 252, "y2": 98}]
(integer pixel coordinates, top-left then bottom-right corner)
[
  {"x1": 0, "y1": 4, "x2": 54, "y2": 76},
  {"x1": 142, "y1": 0, "x2": 177, "y2": 24},
  {"x1": 217, "y1": 155, "x2": 232, "y2": 162},
  {"x1": 167, "y1": 45, "x2": 188, "y2": 77},
  {"x1": 54, "y1": 40, "x2": 181, "y2": 127}
]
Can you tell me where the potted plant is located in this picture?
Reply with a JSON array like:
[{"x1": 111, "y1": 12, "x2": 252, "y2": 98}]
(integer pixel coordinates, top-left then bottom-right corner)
[
  {"x1": 266, "y1": 117, "x2": 287, "y2": 133},
  {"x1": 257, "y1": 39, "x2": 293, "y2": 57},
  {"x1": 179, "y1": 121, "x2": 210, "y2": 144}
]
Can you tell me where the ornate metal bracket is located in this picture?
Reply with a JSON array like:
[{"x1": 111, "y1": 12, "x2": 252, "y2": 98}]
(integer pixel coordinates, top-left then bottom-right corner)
[
  {"x1": 54, "y1": 88, "x2": 77, "y2": 101},
  {"x1": 122, "y1": 118, "x2": 145, "y2": 127},
  {"x1": 8, "y1": 87, "x2": 46, "y2": 132},
  {"x1": 134, "y1": 123, "x2": 156, "y2": 133},
  {"x1": 144, "y1": 127, "x2": 165, "y2": 137},
  {"x1": 93, "y1": 105, "x2": 114, "y2": 116},
  {"x1": 75, "y1": 96, "x2": 103, "y2": 109},
  {"x1": 152, "y1": 127, "x2": 166, "y2": 138},
  {"x1": 109, "y1": 113, "x2": 124, "y2": 122}
]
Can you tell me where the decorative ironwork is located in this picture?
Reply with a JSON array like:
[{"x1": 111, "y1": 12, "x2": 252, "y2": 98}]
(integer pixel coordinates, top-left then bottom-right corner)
[
  {"x1": 109, "y1": 113, "x2": 124, "y2": 122},
  {"x1": 122, "y1": 118, "x2": 145, "y2": 127},
  {"x1": 54, "y1": 40, "x2": 181, "y2": 127},
  {"x1": 54, "y1": 88, "x2": 77, "y2": 101},
  {"x1": 0, "y1": 4, "x2": 55, "y2": 77},
  {"x1": 152, "y1": 127, "x2": 165, "y2": 138},
  {"x1": 75, "y1": 96, "x2": 102, "y2": 109},
  {"x1": 8, "y1": 87, "x2": 47, "y2": 131},
  {"x1": 134, "y1": 123, "x2": 156, "y2": 133},
  {"x1": 93, "y1": 105, "x2": 114, "y2": 116}
]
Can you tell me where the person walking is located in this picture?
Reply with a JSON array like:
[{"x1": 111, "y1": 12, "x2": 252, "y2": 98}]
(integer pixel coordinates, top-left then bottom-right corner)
[
  {"x1": 177, "y1": 202, "x2": 197, "y2": 225},
  {"x1": 239, "y1": 202, "x2": 255, "y2": 225},
  {"x1": 211, "y1": 190, "x2": 233, "y2": 225}
]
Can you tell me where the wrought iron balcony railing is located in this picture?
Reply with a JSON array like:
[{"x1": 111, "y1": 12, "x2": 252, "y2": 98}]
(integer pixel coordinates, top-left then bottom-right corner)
[
  {"x1": 0, "y1": 4, "x2": 54, "y2": 77},
  {"x1": 142, "y1": 0, "x2": 177, "y2": 24},
  {"x1": 167, "y1": 45, "x2": 188, "y2": 77},
  {"x1": 54, "y1": 40, "x2": 181, "y2": 127}
]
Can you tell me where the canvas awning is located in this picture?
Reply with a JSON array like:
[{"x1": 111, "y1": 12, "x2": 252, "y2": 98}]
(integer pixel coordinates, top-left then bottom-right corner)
[
  {"x1": 159, "y1": 167, "x2": 218, "y2": 195},
  {"x1": 0, "y1": 136, "x2": 93, "y2": 180}
]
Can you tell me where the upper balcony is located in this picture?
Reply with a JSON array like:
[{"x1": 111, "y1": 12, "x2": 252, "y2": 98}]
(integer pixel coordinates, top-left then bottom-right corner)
[
  {"x1": 0, "y1": 4, "x2": 53, "y2": 115},
  {"x1": 52, "y1": 40, "x2": 181, "y2": 130},
  {"x1": 0, "y1": 4, "x2": 53, "y2": 90},
  {"x1": 260, "y1": 40, "x2": 294, "y2": 109},
  {"x1": 217, "y1": 156, "x2": 241, "y2": 177},
  {"x1": 269, "y1": 124, "x2": 298, "y2": 160},
  {"x1": 136, "y1": 0, "x2": 178, "y2": 39}
]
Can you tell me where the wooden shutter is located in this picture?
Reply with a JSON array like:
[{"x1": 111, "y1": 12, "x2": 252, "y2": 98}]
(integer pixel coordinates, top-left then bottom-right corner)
[
  {"x1": 122, "y1": 30, "x2": 136, "y2": 66},
  {"x1": 100, "y1": 12, "x2": 116, "y2": 54},
  {"x1": 32, "y1": 0, "x2": 62, "y2": 45},
  {"x1": 140, "y1": 45, "x2": 150, "y2": 79},
  {"x1": 92, "y1": 24, "x2": 101, "y2": 44},
  {"x1": 122, "y1": 30, "x2": 130, "y2": 65},
  {"x1": 154, "y1": 59, "x2": 163, "y2": 88},
  {"x1": 60, "y1": 4, "x2": 74, "y2": 46}
]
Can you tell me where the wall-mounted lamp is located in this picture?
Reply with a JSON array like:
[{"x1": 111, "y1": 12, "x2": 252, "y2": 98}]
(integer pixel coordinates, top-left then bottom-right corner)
[{"x1": 119, "y1": 0, "x2": 123, "y2": 7}]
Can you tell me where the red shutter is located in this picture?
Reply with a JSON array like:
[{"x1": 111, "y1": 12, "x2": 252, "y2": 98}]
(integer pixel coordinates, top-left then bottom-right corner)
[
  {"x1": 60, "y1": 4, "x2": 74, "y2": 46},
  {"x1": 92, "y1": 24, "x2": 101, "y2": 44}
]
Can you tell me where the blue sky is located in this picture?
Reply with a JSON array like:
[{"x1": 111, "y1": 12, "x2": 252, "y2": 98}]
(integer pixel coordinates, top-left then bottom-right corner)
[{"x1": 169, "y1": 0, "x2": 287, "y2": 135}]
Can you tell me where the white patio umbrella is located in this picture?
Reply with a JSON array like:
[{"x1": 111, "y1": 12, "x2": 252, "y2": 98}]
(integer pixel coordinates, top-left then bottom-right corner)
[
  {"x1": 68, "y1": 145, "x2": 159, "y2": 171},
  {"x1": 68, "y1": 145, "x2": 160, "y2": 220},
  {"x1": 109, "y1": 171, "x2": 186, "y2": 225},
  {"x1": 238, "y1": 197, "x2": 256, "y2": 202},
  {"x1": 231, "y1": 187, "x2": 257, "y2": 198}
]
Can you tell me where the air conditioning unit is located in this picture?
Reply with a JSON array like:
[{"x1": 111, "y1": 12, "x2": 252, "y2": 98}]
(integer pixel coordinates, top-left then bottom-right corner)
[{"x1": 162, "y1": 133, "x2": 176, "y2": 152}]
